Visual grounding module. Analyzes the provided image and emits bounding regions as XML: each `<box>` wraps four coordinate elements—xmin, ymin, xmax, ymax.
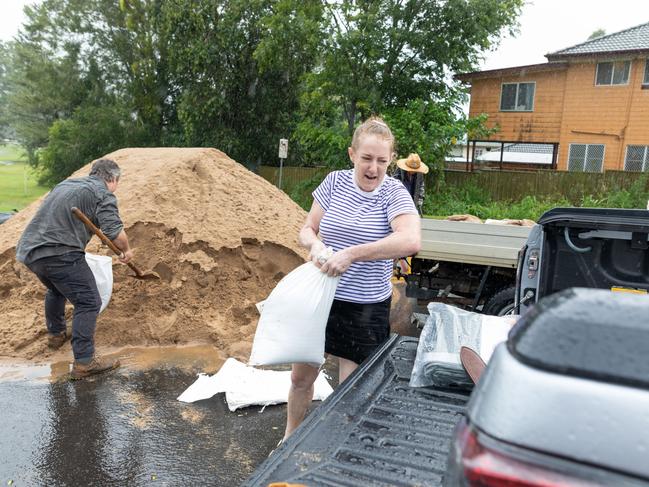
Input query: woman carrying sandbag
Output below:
<box><xmin>284</xmin><ymin>117</ymin><xmax>421</xmax><ymax>439</ymax></box>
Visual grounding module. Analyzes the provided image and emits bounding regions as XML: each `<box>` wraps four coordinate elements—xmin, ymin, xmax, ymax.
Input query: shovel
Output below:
<box><xmin>460</xmin><ymin>346</ymin><xmax>486</xmax><ymax>384</ymax></box>
<box><xmin>71</xmin><ymin>207</ymin><xmax>160</xmax><ymax>281</ymax></box>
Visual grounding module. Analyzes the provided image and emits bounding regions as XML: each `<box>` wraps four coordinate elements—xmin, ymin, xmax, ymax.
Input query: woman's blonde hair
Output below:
<box><xmin>351</xmin><ymin>116</ymin><xmax>395</xmax><ymax>154</ymax></box>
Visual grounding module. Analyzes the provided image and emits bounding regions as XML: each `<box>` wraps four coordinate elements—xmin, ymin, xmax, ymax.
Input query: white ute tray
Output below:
<box><xmin>417</xmin><ymin>219</ymin><xmax>531</xmax><ymax>268</ymax></box>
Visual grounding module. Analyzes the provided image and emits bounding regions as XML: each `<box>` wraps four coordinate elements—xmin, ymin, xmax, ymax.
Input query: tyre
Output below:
<box><xmin>483</xmin><ymin>286</ymin><xmax>516</xmax><ymax>316</ymax></box>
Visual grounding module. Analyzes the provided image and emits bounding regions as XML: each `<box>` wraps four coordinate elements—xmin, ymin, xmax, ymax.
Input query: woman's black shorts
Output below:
<box><xmin>325</xmin><ymin>297</ymin><xmax>392</xmax><ymax>365</ymax></box>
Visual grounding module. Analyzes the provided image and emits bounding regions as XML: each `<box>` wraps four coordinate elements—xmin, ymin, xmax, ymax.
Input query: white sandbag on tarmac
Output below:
<box><xmin>177</xmin><ymin>358</ymin><xmax>333</xmax><ymax>411</ymax></box>
<box><xmin>85</xmin><ymin>253</ymin><xmax>113</xmax><ymax>313</ymax></box>
<box><xmin>248</xmin><ymin>261</ymin><xmax>340</xmax><ymax>367</ymax></box>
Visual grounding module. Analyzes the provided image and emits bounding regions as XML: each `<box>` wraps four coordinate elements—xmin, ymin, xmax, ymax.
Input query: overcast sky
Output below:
<box><xmin>482</xmin><ymin>0</ymin><xmax>649</xmax><ymax>70</ymax></box>
<box><xmin>2</xmin><ymin>1</ymin><xmax>647</xmax><ymax>69</ymax></box>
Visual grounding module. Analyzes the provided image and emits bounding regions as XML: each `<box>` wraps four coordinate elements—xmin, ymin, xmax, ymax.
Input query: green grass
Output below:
<box><xmin>0</xmin><ymin>144</ymin><xmax>50</xmax><ymax>212</ymax></box>
<box><xmin>424</xmin><ymin>177</ymin><xmax>649</xmax><ymax>221</ymax></box>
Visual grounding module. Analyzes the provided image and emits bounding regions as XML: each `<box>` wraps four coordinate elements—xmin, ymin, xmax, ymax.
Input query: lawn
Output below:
<box><xmin>0</xmin><ymin>144</ymin><xmax>50</xmax><ymax>212</ymax></box>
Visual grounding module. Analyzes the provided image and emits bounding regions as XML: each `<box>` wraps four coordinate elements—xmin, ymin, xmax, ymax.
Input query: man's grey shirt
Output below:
<box><xmin>16</xmin><ymin>176</ymin><xmax>123</xmax><ymax>264</ymax></box>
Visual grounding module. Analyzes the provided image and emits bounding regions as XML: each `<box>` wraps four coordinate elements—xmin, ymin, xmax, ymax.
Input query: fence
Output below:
<box><xmin>442</xmin><ymin>169</ymin><xmax>649</xmax><ymax>203</ymax></box>
<box><xmin>258</xmin><ymin>165</ymin><xmax>649</xmax><ymax>203</ymax></box>
<box><xmin>258</xmin><ymin>165</ymin><xmax>329</xmax><ymax>194</ymax></box>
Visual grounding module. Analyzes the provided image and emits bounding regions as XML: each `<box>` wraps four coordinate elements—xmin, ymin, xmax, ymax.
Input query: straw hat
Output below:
<box><xmin>396</xmin><ymin>153</ymin><xmax>429</xmax><ymax>174</ymax></box>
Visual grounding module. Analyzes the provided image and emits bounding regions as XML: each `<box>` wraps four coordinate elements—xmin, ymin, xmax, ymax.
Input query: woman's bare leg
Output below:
<box><xmin>338</xmin><ymin>356</ymin><xmax>359</xmax><ymax>384</ymax></box>
<box><xmin>284</xmin><ymin>363</ymin><xmax>320</xmax><ymax>440</ymax></box>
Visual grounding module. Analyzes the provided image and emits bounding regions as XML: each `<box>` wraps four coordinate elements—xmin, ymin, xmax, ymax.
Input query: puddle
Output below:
<box><xmin>0</xmin><ymin>344</ymin><xmax>228</xmax><ymax>383</ymax></box>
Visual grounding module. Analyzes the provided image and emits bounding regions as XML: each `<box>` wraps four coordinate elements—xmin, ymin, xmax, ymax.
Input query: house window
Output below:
<box><xmin>595</xmin><ymin>61</ymin><xmax>630</xmax><ymax>85</ymax></box>
<box><xmin>567</xmin><ymin>144</ymin><xmax>605</xmax><ymax>172</ymax></box>
<box><xmin>500</xmin><ymin>82</ymin><xmax>535</xmax><ymax>111</ymax></box>
<box><xmin>644</xmin><ymin>59</ymin><xmax>649</xmax><ymax>86</ymax></box>
<box><xmin>625</xmin><ymin>145</ymin><xmax>649</xmax><ymax>172</ymax></box>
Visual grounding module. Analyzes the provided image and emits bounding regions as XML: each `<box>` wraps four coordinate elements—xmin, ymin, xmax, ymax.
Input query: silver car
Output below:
<box><xmin>446</xmin><ymin>288</ymin><xmax>649</xmax><ymax>486</ymax></box>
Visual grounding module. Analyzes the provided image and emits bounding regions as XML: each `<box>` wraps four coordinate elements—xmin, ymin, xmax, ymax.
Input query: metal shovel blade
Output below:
<box><xmin>128</xmin><ymin>263</ymin><xmax>161</xmax><ymax>281</ymax></box>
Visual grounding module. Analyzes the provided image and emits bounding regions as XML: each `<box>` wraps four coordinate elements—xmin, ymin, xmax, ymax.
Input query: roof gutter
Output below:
<box><xmin>455</xmin><ymin>62</ymin><xmax>568</xmax><ymax>83</ymax></box>
<box><xmin>546</xmin><ymin>48</ymin><xmax>649</xmax><ymax>62</ymax></box>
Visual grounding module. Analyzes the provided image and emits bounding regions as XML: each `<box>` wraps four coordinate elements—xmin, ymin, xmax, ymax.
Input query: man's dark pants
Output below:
<box><xmin>27</xmin><ymin>252</ymin><xmax>101</xmax><ymax>361</ymax></box>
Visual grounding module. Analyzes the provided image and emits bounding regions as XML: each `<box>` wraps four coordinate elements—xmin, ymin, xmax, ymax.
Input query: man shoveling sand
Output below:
<box><xmin>16</xmin><ymin>159</ymin><xmax>132</xmax><ymax>379</ymax></box>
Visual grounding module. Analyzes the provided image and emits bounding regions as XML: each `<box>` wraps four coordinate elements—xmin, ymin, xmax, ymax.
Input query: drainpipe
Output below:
<box><xmin>617</xmin><ymin>57</ymin><xmax>640</xmax><ymax>169</ymax></box>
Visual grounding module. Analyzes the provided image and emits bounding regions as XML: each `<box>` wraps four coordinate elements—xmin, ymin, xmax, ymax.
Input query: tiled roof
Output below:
<box><xmin>547</xmin><ymin>22</ymin><xmax>649</xmax><ymax>59</ymax></box>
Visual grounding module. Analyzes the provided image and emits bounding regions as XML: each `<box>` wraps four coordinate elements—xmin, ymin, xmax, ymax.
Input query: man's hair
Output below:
<box><xmin>90</xmin><ymin>159</ymin><xmax>121</xmax><ymax>182</ymax></box>
<box><xmin>351</xmin><ymin>116</ymin><xmax>395</xmax><ymax>153</ymax></box>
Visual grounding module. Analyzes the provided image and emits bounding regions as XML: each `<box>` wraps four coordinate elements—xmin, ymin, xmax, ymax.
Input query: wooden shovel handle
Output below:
<box><xmin>71</xmin><ymin>206</ymin><xmax>143</xmax><ymax>276</ymax></box>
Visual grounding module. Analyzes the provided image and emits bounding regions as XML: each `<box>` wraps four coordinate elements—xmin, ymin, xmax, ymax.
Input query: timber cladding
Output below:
<box><xmin>557</xmin><ymin>60</ymin><xmax>648</xmax><ymax>171</ymax></box>
<box><xmin>469</xmin><ymin>68</ymin><xmax>567</xmax><ymax>143</ymax></box>
<box><xmin>467</xmin><ymin>57</ymin><xmax>649</xmax><ymax>172</ymax></box>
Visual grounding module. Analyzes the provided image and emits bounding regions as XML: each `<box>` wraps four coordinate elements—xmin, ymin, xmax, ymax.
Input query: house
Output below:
<box><xmin>456</xmin><ymin>22</ymin><xmax>649</xmax><ymax>172</ymax></box>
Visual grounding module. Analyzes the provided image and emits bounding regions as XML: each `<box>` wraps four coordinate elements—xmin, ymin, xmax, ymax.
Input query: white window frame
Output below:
<box><xmin>643</xmin><ymin>59</ymin><xmax>649</xmax><ymax>86</ymax></box>
<box><xmin>595</xmin><ymin>60</ymin><xmax>631</xmax><ymax>86</ymax></box>
<box><xmin>499</xmin><ymin>82</ymin><xmax>536</xmax><ymax>112</ymax></box>
<box><xmin>624</xmin><ymin>145</ymin><xmax>649</xmax><ymax>172</ymax></box>
<box><xmin>567</xmin><ymin>143</ymin><xmax>605</xmax><ymax>173</ymax></box>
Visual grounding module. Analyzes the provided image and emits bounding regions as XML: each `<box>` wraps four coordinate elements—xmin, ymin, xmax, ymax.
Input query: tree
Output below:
<box><xmin>161</xmin><ymin>0</ymin><xmax>320</xmax><ymax>168</ymax></box>
<box><xmin>2</xmin><ymin>3</ymin><xmax>94</xmax><ymax>162</ymax></box>
<box><xmin>0</xmin><ymin>42</ymin><xmax>12</xmax><ymax>141</ymax></box>
<box><xmin>1</xmin><ymin>0</ymin><xmax>523</xmax><ymax>183</ymax></box>
<box><xmin>1</xmin><ymin>0</ymin><xmax>175</xmax><ymax>182</ymax></box>
<box><xmin>588</xmin><ymin>28</ymin><xmax>606</xmax><ymax>40</ymax></box>
<box><xmin>310</xmin><ymin>0</ymin><xmax>525</xmax><ymax>135</ymax></box>
<box><xmin>289</xmin><ymin>0</ymin><xmax>524</xmax><ymax>169</ymax></box>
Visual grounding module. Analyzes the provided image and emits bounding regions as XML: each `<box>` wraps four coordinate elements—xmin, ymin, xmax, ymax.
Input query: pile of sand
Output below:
<box><xmin>0</xmin><ymin>148</ymin><xmax>308</xmax><ymax>361</ymax></box>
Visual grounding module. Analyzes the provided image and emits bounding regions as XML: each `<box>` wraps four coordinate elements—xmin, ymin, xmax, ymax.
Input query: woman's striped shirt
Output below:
<box><xmin>313</xmin><ymin>169</ymin><xmax>418</xmax><ymax>303</ymax></box>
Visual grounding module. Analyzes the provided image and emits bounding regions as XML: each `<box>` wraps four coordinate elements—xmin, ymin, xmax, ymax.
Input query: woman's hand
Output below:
<box><xmin>320</xmin><ymin>247</ymin><xmax>354</xmax><ymax>277</ymax></box>
<box><xmin>308</xmin><ymin>240</ymin><xmax>327</xmax><ymax>267</ymax></box>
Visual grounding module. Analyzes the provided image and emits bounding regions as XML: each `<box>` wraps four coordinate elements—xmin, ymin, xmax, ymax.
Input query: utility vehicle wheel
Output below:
<box><xmin>483</xmin><ymin>286</ymin><xmax>516</xmax><ymax>316</ymax></box>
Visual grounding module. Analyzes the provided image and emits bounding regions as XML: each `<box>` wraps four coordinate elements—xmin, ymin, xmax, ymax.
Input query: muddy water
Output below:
<box><xmin>0</xmin><ymin>346</ymin><xmax>329</xmax><ymax>486</ymax></box>
<box><xmin>0</xmin><ymin>344</ymin><xmax>228</xmax><ymax>382</ymax></box>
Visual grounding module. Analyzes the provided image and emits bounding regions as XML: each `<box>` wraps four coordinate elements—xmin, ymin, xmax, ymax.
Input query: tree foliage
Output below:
<box><xmin>285</xmin><ymin>0</ymin><xmax>523</xmax><ymax>168</ymax></box>
<box><xmin>588</xmin><ymin>28</ymin><xmax>606</xmax><ymax>40</ymax></box>
<box><xmin>0</xmin><ymin>0</ymin><xmax>523</xmax><ymax>184</ymax></box>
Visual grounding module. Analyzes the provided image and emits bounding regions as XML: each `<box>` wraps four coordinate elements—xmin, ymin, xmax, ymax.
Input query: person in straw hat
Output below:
<box><xmin>393</xmin><ymin>153</ymin><xmax>428</xmax><ymax>215</ymax></box>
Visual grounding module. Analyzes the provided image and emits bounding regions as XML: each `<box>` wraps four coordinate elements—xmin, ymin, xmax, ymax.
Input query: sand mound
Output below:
<box><xmin>0</xmin><ymin>148</ymin><xmax>308</xmax><ymax>361</ymax></box>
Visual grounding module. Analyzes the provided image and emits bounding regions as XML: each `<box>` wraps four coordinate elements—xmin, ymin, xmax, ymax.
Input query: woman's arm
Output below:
<box><xmin>320</xmin><ymin>213</ymin><xmax>421</xmax><ymax>276</ymax></box>
<box><xmin>299</xmin><ymin>201</ymin><xmax>327</xmax><ymax>265</ymax></box>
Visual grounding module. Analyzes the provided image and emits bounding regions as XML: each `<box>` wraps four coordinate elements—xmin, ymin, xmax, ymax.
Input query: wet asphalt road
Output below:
<box><xmin>0</xmin><ymin>284</ymin><xmax>415</xmax><ymax>486</ymax></box>
<box><xmin>0</xmin><ymin>362</ymin><xmax>336</xmax><ymax>486</ymax></box>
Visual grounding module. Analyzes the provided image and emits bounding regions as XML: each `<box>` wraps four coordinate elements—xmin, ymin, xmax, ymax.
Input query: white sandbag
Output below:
<box><xmin>85</xmin><ymin>253</ymin><xmax>113</xmax><ymax>313</ymax></box>
<box><xmin>225</xmin><ymin>362</ymin><xmax>333</xmax><ymax>412</ymax></box>
<box><xmin>249</xmin><ymin>262</ymin><xmax>340</xmax><ymax>367</ymax></box>
<box><xmin>176</xmin><ymin>358</ymin><xmax>334</xmax><ymax>411</ymax></box>
<box><xmin>177</xmin><ymin>358</ymin><xmax>246</xmax><ymax>403</ymax></box>
<box><xmin>410</xmin><ymin>303</ymin><xmax>518</xmax><ymax>389</ymax></box>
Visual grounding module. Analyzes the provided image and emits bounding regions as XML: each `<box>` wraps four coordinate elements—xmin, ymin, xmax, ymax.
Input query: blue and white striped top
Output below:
<box><xmin>313</xmin><ymin>169</ymin><xmax>418</xmax><ymax>303</ymax></box>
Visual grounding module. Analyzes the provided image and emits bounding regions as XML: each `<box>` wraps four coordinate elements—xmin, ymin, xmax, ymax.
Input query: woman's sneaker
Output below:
<box><xmin>71</xmin><ymin>357</ymin><xmax>120</xmax><ymax>379</ymax></box>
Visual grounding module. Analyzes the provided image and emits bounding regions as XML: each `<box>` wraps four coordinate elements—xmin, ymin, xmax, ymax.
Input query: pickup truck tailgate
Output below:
<box><xmin>243</xmin><ymin>335</ymin><xmax>470</xmax><ymax>487</ymax></box>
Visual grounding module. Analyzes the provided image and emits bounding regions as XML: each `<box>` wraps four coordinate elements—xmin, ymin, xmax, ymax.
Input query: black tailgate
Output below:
<box><xmin>243</xmin><ymin>335</ymin><xmax>470</xmax><ymax>487</ymax></box>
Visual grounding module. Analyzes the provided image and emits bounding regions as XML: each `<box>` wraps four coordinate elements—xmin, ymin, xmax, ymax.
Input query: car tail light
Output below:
<box><xmin>453</xmin><ymin>419</ymin><xmax>599</xmax><ymax>487</ymax></box>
